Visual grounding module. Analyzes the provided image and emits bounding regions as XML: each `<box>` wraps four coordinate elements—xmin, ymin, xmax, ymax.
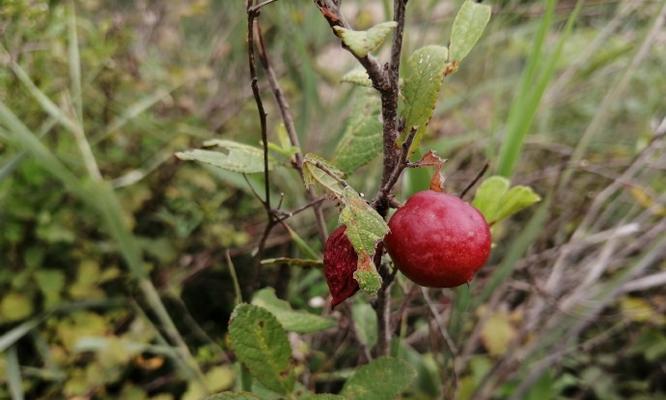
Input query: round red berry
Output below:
<box><xmin>385</xmin><ymin>190</ymin><xmax>491</xmax><ymax>287</ymax></box>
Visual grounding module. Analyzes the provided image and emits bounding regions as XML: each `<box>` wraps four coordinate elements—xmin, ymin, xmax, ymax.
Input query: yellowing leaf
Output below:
<box><xmin>334</xmin><ymin>22</ymin><xmax>397</xmax><ymax>58</ymax></box>
<box><xmin>630</xmin><ymin>186</ymin><xmax>666</xmax><ymax>216</ymax></box>
<box><xmin>303</xmin><ymin>153</ymin><xmax>346</xmax><ymax>196</ymax></box>
<box><xmin>480</xmin><ymin>312</ymin><xmax>516</xmax><ymax>356</ymax></box>
<box><xmin>0</xmin><ymin>292</ymin><xmax>33</xmax><ymax>321</ymax></box>
<box><xmin>620</xmin><ymin>297</ymin><xmax>664</xmax><ymax>324</ymax></box>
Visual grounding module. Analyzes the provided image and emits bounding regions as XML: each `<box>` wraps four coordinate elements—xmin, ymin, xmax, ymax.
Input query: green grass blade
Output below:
<box><xmin>496</xmin><ymin>0</ymin><xmax>582</xmax><ymax>178</ymax></box>
<box><xmin>0</xmin><ymin>317</ymin><xmax>45</xmax><ymax>353</ymax></box>
<box><xmin>5</xmin><ymin>346</ymin><xmax>24</xmax><ymax>400</ymax></box>
<box><xmin>0</xmin><ymin>102</ymin><xmax>83</xmax><ymax>195</ymax></box>
<box><xmin>67</xmin><ymin>0</ymin><xmax>83</xmax><ymax>123</ymax></box>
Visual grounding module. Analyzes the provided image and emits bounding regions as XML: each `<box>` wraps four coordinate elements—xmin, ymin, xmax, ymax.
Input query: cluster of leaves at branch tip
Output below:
<box><xmin>223</xmin><ymin>303</ymin><xmax>416</xmax><ymax>399</ymax></box>
<box><xmin>334</xmin><ymin>21</ymin><xmax>397</xmax><ymax>58</ymax></box>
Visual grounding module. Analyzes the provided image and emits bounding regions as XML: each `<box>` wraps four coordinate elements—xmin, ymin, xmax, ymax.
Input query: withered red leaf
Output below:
<box><xmin>324</xmin><ymin>225</ymin><xmax>359</xmax><ymax>307</ymax></box>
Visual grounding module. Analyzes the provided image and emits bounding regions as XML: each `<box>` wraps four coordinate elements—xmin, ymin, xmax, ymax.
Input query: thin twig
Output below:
<box><xmin>255</xmin><ymin>23</ymin><xmax>328</xmax><ymax>242</ymax></box>
<box><xmin>276</xmin><ymin>197</ymin><xmax>326</xmax><ymax>222</ymax></box>
<box><xmin>247</xmin><ymin>3</ymin><xmax>271</xmax><ymax>218</ymax></box>
<box><xmin>246</xmin><ymin>0</ymin><xmax>280</xmax><ymax>290</ymax></box>
<box><xmin>460</xmin><ymin>162</ymin><xmax>489</xmax><ymax>199</ymax></box>
<box><xmin>248</xmin><ymin>0</ymin><xmax>280</xmax><ymax>14</ymax></box>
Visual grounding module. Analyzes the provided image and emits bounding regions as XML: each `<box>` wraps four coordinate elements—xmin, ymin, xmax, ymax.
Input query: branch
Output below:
<box><xmin>314</xmin><ymin>0</ymin><xmax>410</xmax><ymax>358</ymax></box>
<box><xmin>247</xmin><ymin>4</ymin><xmax>271</xmax><ymax>218</ymax></box>
<box><xmin>246</xmin><ymin>1</ymin><xmax>280</xmax><ymax>282</ymax></box>
<box><xmin>372</xmin><ymin>125</ymin><xmax>417</xmax><ymax>209</ymax></box>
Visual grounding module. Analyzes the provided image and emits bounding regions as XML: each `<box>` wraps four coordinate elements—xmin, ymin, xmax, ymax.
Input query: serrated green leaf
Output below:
<box><xmin>341</xmin><ymin>357</ymin><xmax>417</xmax><ymax>400</ymax></box>
<box><xmin>333</xmin><ymin>93</ymin><xmax>383</xmax><ymax>174</ymax></box>
<box><xmin>205</xmin><ymin>392</ymin><xmax>260</xmax><ymax>400</ymax></box>
<box><xmin>251</xmin><ymin>288</ymin><xmax>335</xmax><ymax>333</ymax></box>
<box><xmin>176</xmin><ymin>139</ymin><xmax>271</xmax><ymax>174</ymax></box>
<box><xmin>472</xmin><ymin>176</ymin><xmax>541</xmax><ymax>224</ymax></box>
<box><xmin>450</xmin><ymin>0</ymin><xmax>492</xmax><ymax>62</ymax></box>
<box><xmin>341</xmin><ymin>68</ymin><xmax>372</xmax><ymax>87</ymax></box>
<box><xmin>339</xmin><ymin>188</ymin><xmax>388</xmax><ymax>256</ymax></box>
<box><xmin>228</xmin><ymin>304</ymin><xmax>294</xmax><ymax>394</ymax></box>
<box><xmin>303</xmin><ymin>153</ymin><xmax>346</xmax><ymax>196</ymax></box>
<box><xmin>399</xmin><ymin>45</ymin><xmax>449</xmax><ymax>153</ymax></box>
<box><xmin>333</xmin><ymin>21</ymin><xmax>397</xmax><ymax>58</ymax></box>
<box><xmin>351</xmin><ymin>303</ymin><xmax>378</xmax><ymax>348</ymax></box>
<box><xmin>339</xmin><ymin>187</ymin><xmax>388</xmax><ymax>295</ymax></box>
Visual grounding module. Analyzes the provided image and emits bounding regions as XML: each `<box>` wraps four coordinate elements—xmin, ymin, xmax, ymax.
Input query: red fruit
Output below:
<box><xmin>324</xmin><ymin>225</ymin><xmax>359</xmax><ymax>307</ymax></box>
<box><xmin>385</xmin><ymin>190</ymin><xmax>491</xmax><ymax>288</ymax></box>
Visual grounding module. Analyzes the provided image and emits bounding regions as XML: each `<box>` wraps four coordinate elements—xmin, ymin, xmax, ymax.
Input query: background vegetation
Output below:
<box><xmin>0</xmin><ymin>0</ymin><xmax>664</xmax><ymax>399</ymax></box>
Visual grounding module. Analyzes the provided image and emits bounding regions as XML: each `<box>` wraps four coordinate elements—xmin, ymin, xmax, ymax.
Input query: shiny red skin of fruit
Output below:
<box><xmin>385</xmin><ymin>190</ymin><xmax>491</xmax><ymax>288</ymax></box>
<box><xmin>324</xmin><ymin>225</ymin><xmax>359</xmax><ymax>307</ymax></box>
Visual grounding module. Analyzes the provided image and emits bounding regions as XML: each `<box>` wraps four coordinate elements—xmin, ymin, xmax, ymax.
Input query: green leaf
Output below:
<box><xmin>399</xmin><ymin>45</ymin><xmax>449</xmax><ymax>153</ymax></box>
<box><xmin>205</xmin><ymin>392</ymin><xmax>260</xmax><ymax>400</ymax></box>
<box><xmin>333</xmin><ymin>21</ymin><xmax>397</xmax><ymax>58</ymax></box>
<box><xmin>341</xmin><ymin>357</ymin><xmax>416</xmax><ymax>400</ymax></box>
<box><xmin>341</xmin><ymin>68</ymin><xmax>372</xmax><ymax>87</ymax></box>
<box><xmin>176</xmin><ymin>139</ymin><xmax>271</xmax><ymax>174</ymax></box>
<box><xmin>333</xmin><ymin>92</ymin><xmax>383</xmax><ymax>174</ymax></box>
<box><xmin>351</xmin><ymin>303</ymin><xmax>378</xmax><ymax>348</ymax></box>
<box><xmin>34</xmin><ymin>269</ymin><xmax>66</xmax><ymax>307</ymax></box>
<box><xmin>0</xmin><ymin>292</ymin><xmax>33</xmax><ymax>321</ymax></box>
<box><xmin>493</xmin><ymin>186</ymin><xmax>542</xmax><ymax>222</ymax></box>
<box><xmin>449</xmin><ymin>0</ymin><xmax>492</xmax><ymax>62</ymax></box>
<box><xmin>303</xmin><ymin>154</ymin><xmax>346</xmax><ymax>196</ymax></box>
<box><xmin>471</xmin><ymin>176</ymin><xmax>510</xmax><ymax>222</ymax></box>
<box><xmin>251</xmin><ymin>288</ymin><xmax>335</xmax><ymax>333</ymax></box>
<box><xmin>228</xmin><ymin>304</ymin><xmax>294</xmax><ymax>394</ymax></box>
<box><xmin>339</xmin><ymin>188</ymin><xmax>388</xmax><ymax>295</ymax></box>
<box><xmin>472</xmin><ymin>176</ymin><xmax>541</xmax><ymax>224</ymax></box>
